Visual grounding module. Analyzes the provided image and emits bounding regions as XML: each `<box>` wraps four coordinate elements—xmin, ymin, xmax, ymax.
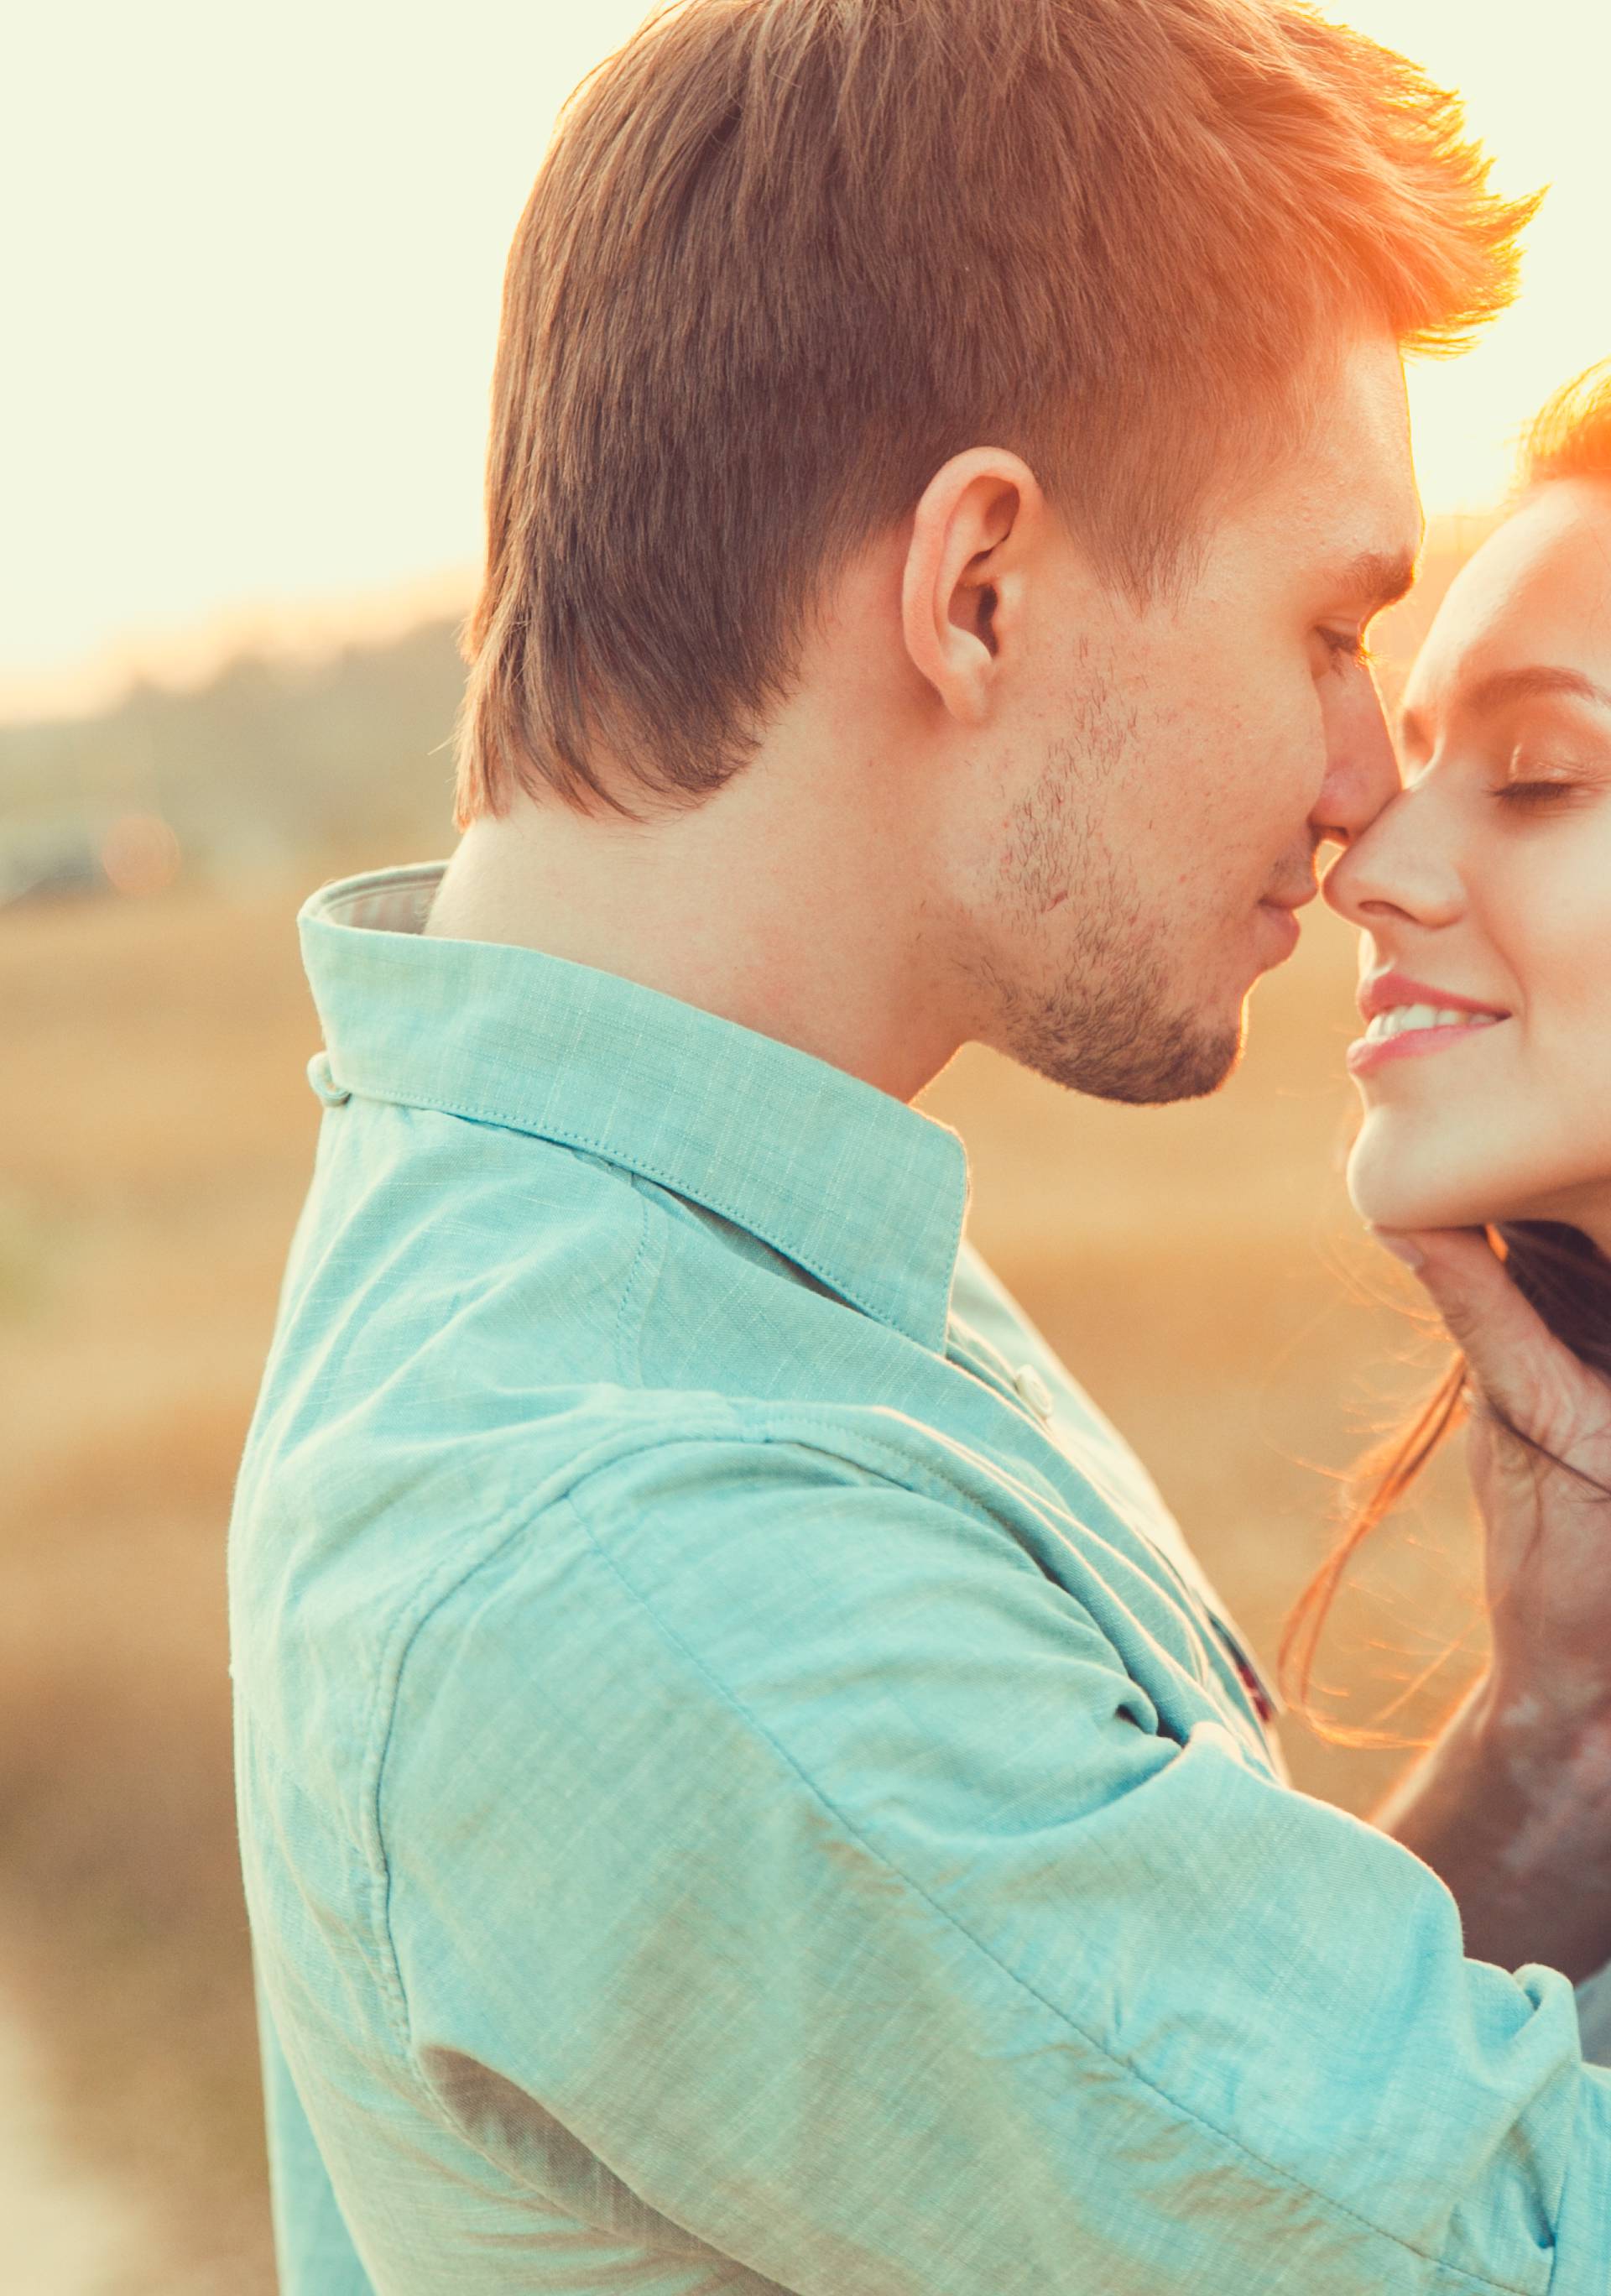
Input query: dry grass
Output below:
<box><xmin>0</xmin><ymin>877</ymin><xmax>336</xmax><ymax>2290</ymax></box>
<box><xmin>0</xmin><ymin>806</ymin><xmax>1490</xmax><ymax>2286</ymax></box>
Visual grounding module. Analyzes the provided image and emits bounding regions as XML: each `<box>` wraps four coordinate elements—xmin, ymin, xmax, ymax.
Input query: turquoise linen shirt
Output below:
<box><xmin>230</xmin><ymin>858</ymin><xmax>1611</xmax><ymax>2296</ymax></box>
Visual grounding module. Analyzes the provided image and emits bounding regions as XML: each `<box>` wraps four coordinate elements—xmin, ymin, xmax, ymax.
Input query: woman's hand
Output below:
<box><xmin>1373</xmin><ymin>1224</ymin><xmax>1611</xmax><ymax>1725</ymax></box>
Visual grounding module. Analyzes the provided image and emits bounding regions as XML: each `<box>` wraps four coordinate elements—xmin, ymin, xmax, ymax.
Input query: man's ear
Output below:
<box><xmin>901</xmin><ymin>448</ymin><xmax>1042</xmax><ymax>727</ymax></box>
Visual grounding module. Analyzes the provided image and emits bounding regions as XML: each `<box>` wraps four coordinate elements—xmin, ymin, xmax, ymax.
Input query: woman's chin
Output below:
<box><xmin>1344</xmin><ymin>1130</ymin><xmax>1489</xmax><ymax>1235</ymax></box>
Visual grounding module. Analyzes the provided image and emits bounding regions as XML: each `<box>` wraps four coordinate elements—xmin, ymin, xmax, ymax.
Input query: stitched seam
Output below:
<box><xmin>616</xmin><ymin>1182</ymin><xmax>667</xmax><ymax>1386</ymax></box>
<box><xmin>727</xmin><ymin>1405</ymin><xmax>1218</xmax><ymax>1683</ymax></box>
<box><xmin>363</xmin><ymin>1401</ymin><xmax>1263</xmax><ymax>2055</ymax></box>
<box><xmin>736</xmin><ymin>1401</ymin><xmax>1275</xmax><ymax>1767</ymax></box>
<box><xmin>359</xmin><ymin>1420</ymin><xmax>1551</xmax><ymax>2286</ymax></box>
<box><xmin>547</xmin><ymin>1453</ymin><xmax>1551</xmax><ymax>2296</ymax></box>
<box><xmin>363</xmin><ymin>1417</ymin><xmax>748</xmax><ymax>2054</ymax></box>
<box><xmin>359</xmin><ymin>1573</ymin><xmax>446</xmax><ymax>2053</ymax></box>
<box><xmin>361</xmin><ymin>1421</ymin><xmax>1530</xmax><ymax>2290</ymax></box>
<box><xmin>362</xmin><ymin>1418</ymin><xmax>960</xmax><ymax>2053</ymax></box>
<box><xmin>304</xmin><ymin>1085</ymin><xmax>936</xmax><ymax>1348</ymax></box>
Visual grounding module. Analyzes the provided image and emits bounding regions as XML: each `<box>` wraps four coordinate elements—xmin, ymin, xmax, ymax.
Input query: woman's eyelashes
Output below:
<box><xmin>1492</xmin><ymin>744</ymin><xmax>1611</xmax><ymax>810</ymax></box>
<box><xmin>1493</xmin><ymin>779</ymin><xmax>1588</xmax><ymax>809</ymax></box>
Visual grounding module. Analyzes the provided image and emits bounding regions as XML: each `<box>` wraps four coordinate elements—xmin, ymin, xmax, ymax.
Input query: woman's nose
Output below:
<box><xmin>1322</xmin><ymin>783</ymin><xmax>1466</xmax><ymax>931</ymax></box>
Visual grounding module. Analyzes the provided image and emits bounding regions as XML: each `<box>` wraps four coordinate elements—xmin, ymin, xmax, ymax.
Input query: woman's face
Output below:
<box><xmin>1325</xmin><ymin>477</ymin><xmax>1611</xmax><ymax>1250</ymax></box>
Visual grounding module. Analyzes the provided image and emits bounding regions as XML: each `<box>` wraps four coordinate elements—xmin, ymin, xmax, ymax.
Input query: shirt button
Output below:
<box><xmin>306</xmin><ymin>1050</ymin><xmax>352</xmax><ymax>1107</ymax></box>
<box><xmin>1014</xmin><ymin>1365</ymin><xmax>1054</xmax><ymax>1422</ymax></box>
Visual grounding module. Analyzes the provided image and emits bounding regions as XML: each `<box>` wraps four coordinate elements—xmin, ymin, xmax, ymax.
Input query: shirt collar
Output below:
<box><xmin>298</xmin><ymin>861</ymin><xmax>972</xmax><ymax>1355</ymax></box>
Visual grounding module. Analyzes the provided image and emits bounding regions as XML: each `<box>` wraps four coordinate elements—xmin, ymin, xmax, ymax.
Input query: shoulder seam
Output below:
<box><xmin>361</xmin><ymin>1419</ymin><xmax>741</xmax><ymax>2055</ymax></box>
<box><xmin>364</xmin><ymin>1420</ymin><xmax>990</xmax><ymax>2056</ymax></box>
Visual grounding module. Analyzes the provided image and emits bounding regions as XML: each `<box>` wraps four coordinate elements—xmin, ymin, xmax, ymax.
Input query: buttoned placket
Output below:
<box><xmin>944</xmin><ymin>1318</ymin><xmax>1281</xmax><ymax>1737</ymax></box>
<box><xmin>945</xmin><ymin>1322</ymin><xmax>1056</xmax><ymax>1430</ymax></box>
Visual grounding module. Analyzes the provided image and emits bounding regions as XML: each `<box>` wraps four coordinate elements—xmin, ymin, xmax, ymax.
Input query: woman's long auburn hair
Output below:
<box><xmin>1277</xmin><ymin>359</ymin><xmax>1611</xmax><ymax>1745</ymax></box>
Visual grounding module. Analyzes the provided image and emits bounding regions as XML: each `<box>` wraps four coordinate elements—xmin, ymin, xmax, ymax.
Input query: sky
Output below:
<box><xmin>5</xmin><ymin>0</ymin><xmax>1609</xmax><ymax>720</ymax></box>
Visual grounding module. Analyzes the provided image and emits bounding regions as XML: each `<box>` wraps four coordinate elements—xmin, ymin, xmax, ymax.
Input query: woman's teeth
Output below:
<box><xmin>1363</xmin><ymin>1003</ymin><xmax>1505</xmax><ymax>1045</ymax></box>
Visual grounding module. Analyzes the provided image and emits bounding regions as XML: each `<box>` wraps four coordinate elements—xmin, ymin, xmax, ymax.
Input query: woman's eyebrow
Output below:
<box><xmin>1462</xmin><ymin>665</ymin><xmax>1611</xmax><ymax>714</ymax></box>
<box><xmin>1400</xmin><ymin>665</ymin><xmax>1611</xmax><ymax>750</ymax></box>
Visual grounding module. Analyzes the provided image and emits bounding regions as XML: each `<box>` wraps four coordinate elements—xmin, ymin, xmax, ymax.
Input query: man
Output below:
<box><xmin>230</xmin><ymin>2</ymin><xmax>1611</xmax><ymax>2288</ymax></box>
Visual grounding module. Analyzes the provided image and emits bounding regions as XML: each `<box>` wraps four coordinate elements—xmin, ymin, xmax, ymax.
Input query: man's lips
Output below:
<box><xmin>1254</xmin><ymin>884</ymin><xmax>1316</xmax><ymax>963</ymax></box>
<box><xmin>1255</xmin><ymin>900</ymin><xmax>1301</xmax><ymax>960</ymax></box>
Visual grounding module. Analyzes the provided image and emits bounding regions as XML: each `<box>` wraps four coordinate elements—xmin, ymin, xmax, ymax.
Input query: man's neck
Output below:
<box><xmin>421</xmin><ymin>784</ymin><xmax>962</xmax><ymax>1105</ymax></box>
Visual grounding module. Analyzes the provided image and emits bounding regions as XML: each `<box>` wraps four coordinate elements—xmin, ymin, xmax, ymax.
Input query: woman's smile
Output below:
<box><xmin>1346</xmin><ymin>970</ymin><xmax>1513</xmax><ymax>1078</ymax></box>
<box><xmin>1346</xmin><ymin>1010</ymin><xmax>1509</xmax><ymax>1078</ymax></box>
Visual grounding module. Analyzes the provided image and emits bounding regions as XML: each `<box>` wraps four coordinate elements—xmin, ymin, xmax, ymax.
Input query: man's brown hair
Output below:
<box><xmin>453</xmin><ymin>0</ymin><xmax>1536</xmax><ymax>827</ymax></box>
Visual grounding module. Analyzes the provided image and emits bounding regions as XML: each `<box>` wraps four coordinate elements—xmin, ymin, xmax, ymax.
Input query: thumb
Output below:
<box><xmin>1369</xmin><ymin>1224</ymin><xmax>1565</xmax><ymax>1434</ymax></box>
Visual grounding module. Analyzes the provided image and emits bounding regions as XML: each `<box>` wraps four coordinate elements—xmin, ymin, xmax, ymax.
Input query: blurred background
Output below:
<box><xmin>4</xmin><ymin>3</ymin><xmax>1610</xmax><ymax>2288</ymax></box>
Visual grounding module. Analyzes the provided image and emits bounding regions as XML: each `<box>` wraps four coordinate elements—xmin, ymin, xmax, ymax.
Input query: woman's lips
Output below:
<box><xmin>1346</xmin><ymin>1016</ymin><xmax>1510</xmax><ymax>1078</ymax></box>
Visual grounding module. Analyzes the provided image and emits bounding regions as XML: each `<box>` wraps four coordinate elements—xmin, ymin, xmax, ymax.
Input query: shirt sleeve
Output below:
<box><xmin>255</xmin><ymin>1959</ymin><xmax>378</xmax><ymax>2296</ymax></box>
<box><xmin>379</xmin><ymin>1436</ymin><xmax>1611</xmax><ymax>2296</ymax></box>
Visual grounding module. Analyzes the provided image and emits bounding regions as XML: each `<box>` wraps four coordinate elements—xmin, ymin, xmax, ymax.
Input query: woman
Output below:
<box><xmin>1281</xmin><ymin>359</ymin><xmax>1611</xmax><ymax>1736</ymax></box>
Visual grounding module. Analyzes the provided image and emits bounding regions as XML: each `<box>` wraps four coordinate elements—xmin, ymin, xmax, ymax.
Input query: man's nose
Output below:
<box><xmin>1309</xmin><ymin>671</ymin><xmax>1402</xmax><ymax>854</ymax></box>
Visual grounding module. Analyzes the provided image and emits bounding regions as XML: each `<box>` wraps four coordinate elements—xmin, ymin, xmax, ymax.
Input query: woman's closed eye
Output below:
<box><xmin>1495</xmin><ymin>779</ymin><xmax>1585</xmax><ymax>807</ymax></box>
<box><xmin>1494</xmin><ymin>752</ymin><xmax>1608</xmax><ymax>809</ymax></box>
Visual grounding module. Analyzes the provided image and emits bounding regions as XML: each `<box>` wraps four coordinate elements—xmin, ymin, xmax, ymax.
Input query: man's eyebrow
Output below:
<box><xmin>1400</xmin><ymin>665</ymin><xmax>1611</xmax><ymax>750</ymax></box>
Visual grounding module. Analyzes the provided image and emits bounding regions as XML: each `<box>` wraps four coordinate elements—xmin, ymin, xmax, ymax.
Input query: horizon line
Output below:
<box><xmin>0</xmin><ymin>504</ymin><xmax>1509</xmax><ymax>733</ymax></box>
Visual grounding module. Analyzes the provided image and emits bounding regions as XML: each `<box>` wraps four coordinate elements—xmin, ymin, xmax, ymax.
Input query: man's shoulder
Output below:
<box><xmin>372</xmin><ymin>1399</ymin><xmax>1139</xmax><ymax>1900</ymax></box>
<box><xmin>391</xmin><ymin>1396</ymin><xmax>1051</xmax><ymax>1654</ymax></box>
<box><xmin>374</xmin><ymin>1399</ymin><xmax>1078</xmax><ymax>1756</ymax></box>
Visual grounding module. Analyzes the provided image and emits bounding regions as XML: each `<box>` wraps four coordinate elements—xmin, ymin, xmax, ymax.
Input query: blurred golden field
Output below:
<box><xmin>0</xmin><ymin>545</ymin><xmax>1497</xmax><ymax>2291</ymax></box>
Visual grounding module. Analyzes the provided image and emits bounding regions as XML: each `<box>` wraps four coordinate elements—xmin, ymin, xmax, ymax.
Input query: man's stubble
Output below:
<box><xmin>967</xmin><ymin>701</ymin><xmax>1243</xmax><ymax>1107</ymax></box>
